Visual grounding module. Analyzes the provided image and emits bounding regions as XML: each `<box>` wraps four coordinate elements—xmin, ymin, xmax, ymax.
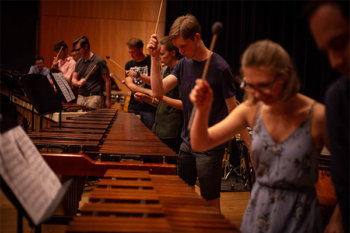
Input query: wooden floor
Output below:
<box><xmin>0</xmin><ymin>183</ymin><xmax>250</xmax><ymax>233</ymax></box>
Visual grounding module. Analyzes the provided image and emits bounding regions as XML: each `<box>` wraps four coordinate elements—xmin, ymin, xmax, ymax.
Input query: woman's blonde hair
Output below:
<box><xmin>241</xmin><ymin>39</ymin><xmax>300</xmax><ymax>103</ymax></box>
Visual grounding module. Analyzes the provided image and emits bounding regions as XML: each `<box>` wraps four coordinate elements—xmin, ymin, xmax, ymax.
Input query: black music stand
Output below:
<box><xmin>20</xmin><ymin>74</ymin><xmax>63</xmax><ymax>129</ymax></box>
<box><xmin>20</xmin><ymin>74</ymin><xmax>62</xmax><ymax>115</ymax></box>
<box><xmin>0</xmin><ymin>124</ymin><xmax>72</xmax><ymax>233</ymax></box>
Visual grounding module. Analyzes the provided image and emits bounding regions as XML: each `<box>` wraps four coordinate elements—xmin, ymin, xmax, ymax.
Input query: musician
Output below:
<box><xmin>28</xmin><ymin>56</ymin><xmax>51</xmax><ymax>80</ymax></box>
<box><xmin>189</xmin><ymin>39</ymin><xmax>330</xmax><ymax>233</ymax></box>
<box><xmin>28</xmin><ymin>56</ymin><xmax>57</xmax><ymax>92</ymax></box>
<box><xmin>306</xmin><ymin>0</ymin><xmax>349</xmax><ymax>231</ymax></box>
<box><xmin>51</xmin><ymin>40</ymin><xmax>76</xmax><ymax>85</ymax></box>
<box><xmin>71</xmin><ymin>36</ymin><xmax>111</xmax><ymax>108</ymax></box>
<box><xmin>147</xmin><ymin>14</ymin><xmax>250</xmax><ymax>210</ymax></box>
<box><xmin>126</xmin><ymin>36</ymin><xmax>183</xmax><ymax>153</ymax></box>
<box><xmin>125</xmin><ymin>37</ymin><xmax>156</xmax><ymax>129</ymax></box>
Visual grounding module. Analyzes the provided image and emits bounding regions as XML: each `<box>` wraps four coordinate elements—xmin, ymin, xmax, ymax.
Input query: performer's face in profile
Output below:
<box><xmin>243</xmin><ymin>66</ymin><xmax>284</xmax><ymax>105</ymax></box>
<box><xmin>159</xmin><ymin>45</ymin><xmax>175</xmax><ymax>67</ymax></box>
<box><xmin>172</xmin><ymin>34</ymin><xmax>199</xmax><ymax>59</ymax></box>
<box><xmin>35</xmin><ymin>59</ymin><xmax>44</xmax><ymax>71</ymax></box>
<box><xmin>74</xmin><ymin>43</ymin><xmax>86</xmax><ymax>58</ymax></box>
<box><xmin>310</xmin><ymin>4</ymin><xmax>350</xmax><ymax>77</ymax></box>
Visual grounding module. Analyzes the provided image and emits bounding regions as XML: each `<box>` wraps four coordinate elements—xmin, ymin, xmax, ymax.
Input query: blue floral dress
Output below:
<box><xmin>240</xmin><ymin>103</ymin><xmax>322</xmax><ymax>233</ymax></box>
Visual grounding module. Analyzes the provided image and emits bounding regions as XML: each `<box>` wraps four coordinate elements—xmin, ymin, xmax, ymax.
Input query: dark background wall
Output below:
<box><xmin>0</xmin><ymin>0</ymin><xmax>341</xmax><ymax>103</ymax></box>
<box><xmin>1</xmin><ymin>1</ymin><xmax>39</xmax><ymax>74</ymax></box>
<box><xmin>165</xmin><ymin>0</ymin><xmax>340</xmax><ymax>103</ymax></box>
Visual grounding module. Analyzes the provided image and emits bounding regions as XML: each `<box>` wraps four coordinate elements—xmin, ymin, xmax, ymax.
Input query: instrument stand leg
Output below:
<box><xmin>17</xmin><ymin>211</ymin><xmax>23</xmax><ymax>233</ymax></box>
<box><xmin>34</xmin><ymin>225</ymin><xmax>41</xmax><ymax>233</ymax></box>
<box><xmin>59</xmin><ymin>110</ymin><xmax>62</xmax><ymax>127</ymax></box>
<box><xmin>31</xmin><ymin>105</ymin><xmax>34</xmax><ymax>132</ymax></box>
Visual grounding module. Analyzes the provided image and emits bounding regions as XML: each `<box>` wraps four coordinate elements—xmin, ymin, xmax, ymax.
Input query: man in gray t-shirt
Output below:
<box><xmin>71</xmin><ymin>36</ymin><xmax>111</xmax><ymax>108</ymax></box>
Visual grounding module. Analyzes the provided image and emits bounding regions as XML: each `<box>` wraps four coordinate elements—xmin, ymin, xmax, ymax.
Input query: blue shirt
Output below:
<box><xmin>28</xmin><ymin>65</ymin><xmax>51</xmax><ymax>80</ymax></box>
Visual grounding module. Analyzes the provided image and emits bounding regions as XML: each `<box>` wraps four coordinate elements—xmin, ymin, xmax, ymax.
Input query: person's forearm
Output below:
<box><xmin>127</xmin><ymin>81</ymin><xmax>152</xmax><ymax>95</ymax></box>
<box><xmin>161</xmin><ymin>96</ymin><xmax>183</xmax><ymax>110</ymax></box>
<box><xmin>71</xmin><ymin>73</ymin><xmax>80</xmax><ymax>87</ymax></box>
<box><xmin>143</xmin><ymin>95</ymin><xmax>158</xmax><ymax>108</ymax></box>
<box><xmin>150</xmin><ymin>56</ymin><xmax>164</xmax><ymax>98</ymax></box>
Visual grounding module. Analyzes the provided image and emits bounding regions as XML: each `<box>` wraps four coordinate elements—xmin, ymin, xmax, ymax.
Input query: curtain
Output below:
<box><xmin>165</xmin><ymin>0</ymin><xmax>340</xmax><ymax>102</ymax></box>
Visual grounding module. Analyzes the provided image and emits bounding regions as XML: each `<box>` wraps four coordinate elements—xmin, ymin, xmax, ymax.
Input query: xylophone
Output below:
<box><xmin>66</xmin><ymin>169</ymin><xmax>240</xmax><ymax>233</ymax></box>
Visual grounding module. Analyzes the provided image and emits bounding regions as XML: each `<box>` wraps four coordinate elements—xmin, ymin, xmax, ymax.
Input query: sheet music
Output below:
<box><xmin>0</xmin><ymin>126</ymin><xmax>61</xmax><ymax>225</ymax></box>
<box><xmin>51</xmin><ymin>73</ymin><xmax>75</xmax><ymax>102</ymax></box>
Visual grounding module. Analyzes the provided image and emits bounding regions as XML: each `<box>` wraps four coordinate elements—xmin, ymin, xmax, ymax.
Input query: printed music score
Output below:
<box><xmin>0</xmin><ymin>126</ymin><xmax>70</xmax><ymax>225</ymax></box>
<box><xmin>51</xmin><ymin>72</ymin><xmax>75</xmax><ymax>103</ymax></box>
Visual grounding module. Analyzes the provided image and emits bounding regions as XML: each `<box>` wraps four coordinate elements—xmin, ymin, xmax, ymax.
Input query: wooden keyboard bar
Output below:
<box><xmin>62</xmin><ymin>120</ymin><xmax>111</xmax><ymax>125</ymax></box>
<box><xmin>32</xmin><ymin>139</ymin><xmax>99</xmax><ymax>147</ymax></box>
<box><xmin>100</xmin><ymin>141</ymin><xmax>177</xmax><ymax>157</ymax></box>
<box><xmin>51</xmin><ymin>123</ymin><xmax>108</xmax><ymax>129</ymax></box>
<box><xmin>40</xmin><ymin>128</ymin><xmax>105</xmax><ymax>134</ymax></box>
<box><xmin>97</xmin><ymin>179</ymin><xmax>153</xmax><ymax>188</ymax></box>
<box><xmin>104</xmin><ymin>169</ymin><xmax>150</xmax><ymax>179</ymax></box>
<box><xmin>89</xmin><ymin>188</ymin><xmax>159</xmax><ymax>202</ymax></box>
<box><xmin>29</xmin><ymin>132</ymin><xmax>102</xmax><ymax>140</ymax></box>
<box><xmin>67</xmin><ymin>216</ymin><xmax>171</xmax><ymax>233</ymax></box>
<box><xmin>80</xmin><ymin>203</ymin><xmax>164</xmax><ymax>216</ymax></box>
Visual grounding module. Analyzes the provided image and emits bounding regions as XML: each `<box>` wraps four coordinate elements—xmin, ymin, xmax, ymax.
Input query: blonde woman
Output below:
<box><xmin>189</xmin><ymin>39</ymin><xmax>333</xmax><ymax>232</ymax></box>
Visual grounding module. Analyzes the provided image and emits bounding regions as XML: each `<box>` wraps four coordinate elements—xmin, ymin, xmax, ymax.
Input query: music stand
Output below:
<box><xmin>49</xmin><ymin>71</ymin><xmax>76</xmax><ymax>103</ymax></box>
<box><xmin>0</xmin><ymin>125</ymin><xmax>72</xmax><ymax>233</ymax></box>
<box><xmin>19</xmin><ymin>74</ymin><xmax>62</xmax><ymax>116</ymax></box>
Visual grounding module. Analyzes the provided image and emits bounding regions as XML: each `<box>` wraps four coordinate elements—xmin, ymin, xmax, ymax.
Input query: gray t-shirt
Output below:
<box><xmin>74</xmin><ymin>53</ymin><xmax>109</xmax><ymax>95</ymax></box>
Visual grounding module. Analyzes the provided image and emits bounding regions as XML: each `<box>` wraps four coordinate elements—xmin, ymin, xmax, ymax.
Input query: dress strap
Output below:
<box><xmin>307</xmin><ymin>101</ymin><xmax>317</xmax><ymax>120</ymax></box>
<box><xmin>253</xmin><ymin>102</ymin><xmax>263</xmax><ymax>128</ymax></box>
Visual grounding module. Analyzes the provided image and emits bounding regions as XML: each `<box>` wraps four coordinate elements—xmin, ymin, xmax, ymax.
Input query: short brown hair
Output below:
<box><xmin>126</xmin><ymin>38</ymin><xmax>144</xmax><ymax>48</ymax></box>
<box><xmin>53</xmin><ymin>40</ymin><xmax>67</xmax><ymax>52</ymax></box>
<box><xmin>241</xmin><ymin>39</ymin><xmax>300</xmax><ymax>102</ymax></box>
<box><xmin>169</xmin><ymin>14</ymin><xmax>201</xmax><ymax>40</ymax></box>
<box><xmin>73</xmin><ymin>36</ymin><xmax>90</xmax><ymax>49</ymax></box>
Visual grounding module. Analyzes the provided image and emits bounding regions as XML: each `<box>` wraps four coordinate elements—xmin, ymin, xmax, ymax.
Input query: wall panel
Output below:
<box><xmin>39</xmin><ymin>0</ymin><xmax>166</xmax><ymax>93</ymax></box>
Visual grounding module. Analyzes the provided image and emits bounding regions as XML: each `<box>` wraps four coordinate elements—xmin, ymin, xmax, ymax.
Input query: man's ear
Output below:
<box><xmin>193</xmin><ymin>33</ymin><xmax>201</xmax><ymax>42</ymax></box>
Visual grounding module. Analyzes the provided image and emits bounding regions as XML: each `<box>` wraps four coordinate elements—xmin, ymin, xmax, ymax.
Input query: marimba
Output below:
<box><xmin>28</xmin><ymin>108</ymin><xmax>177</xmax><ymax>215</ymax></box>
<box><xmin>29</xmin><ymin>109</ymin><xmax>178</xmax><ymax>175</ymax></box>
<box><xmin>66</xmin><ymin>169</ymin><xmax>240</xmax><ymax>233</ymax></box>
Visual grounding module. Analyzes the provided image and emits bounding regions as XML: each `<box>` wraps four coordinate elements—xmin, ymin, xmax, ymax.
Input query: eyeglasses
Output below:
<box><xmin>240</xmin><ymin>75</ymin><xmax>280</xmax><ymax>93</ymax></box>
<box><xmin>75</xmin><ymin>47</ymin><xmax>82</xmax><ymax>52</ymax></box>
